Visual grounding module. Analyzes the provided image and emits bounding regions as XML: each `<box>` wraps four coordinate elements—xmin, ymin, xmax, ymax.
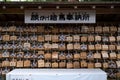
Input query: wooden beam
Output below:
<box><xmin>0</xmin><ymin>8</ymin><xmax>120</xmax><ymax>14</ymax></box>
<box><xmin>0</xmin><ymin>2</ymin><xmax>120</xmax><ymax>5</ymax></box>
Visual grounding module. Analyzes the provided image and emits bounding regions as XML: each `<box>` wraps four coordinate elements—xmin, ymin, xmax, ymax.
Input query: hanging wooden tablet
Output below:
<box><xmin>38</xmin><ymin>51</ymin><xmax>44</xmax><ymax>55</ymax></box>
<box><xmin>88</xmin><ymin>35</ymin><xmax>94</xmax><ymax>42</ymax></box>
<box><xmin>80</xmin><ymin>44</ymin><xmax>87</xmax><ymax>51</ymax></box>
<box><xmin>52</xmin><ymin>27</ymin><xmax>59</xmax><ymax>33</ymax></box>
<box><xmin>3</xmin><ymin>34</ymin><xmax>10</xmax><ymax>41</ymax></box>
<box><xmin>88</xmin><ymin>44</ymin><xmax>95</xmax><ymax>50</ymax></box>
<box><xmin>117</xmin><ymin>45</ymin><xmax>120</xmax><ymax>50</ymax></box>
<box><xmin>73</xmin><ymin>35</ymin><xmax>80</xmax><ymax>42</ymax></box>
<box><xmin>44</xmin><ymin>27</ymin><xmax>52</xmax><ymax>33</ymax></box>
<box><xmin>95</xmin><ymin>61</ymin><xmax>102</xmax><ymax>68</ymax></box>
<box><xmin>116</xmin><ymin>61</ymin><xmax>120</xmax><ymax>68</ymax></box>
<box><xmin>117</xmin><ymin>53</ymin><xmax>120</xmax><ymax>59</ymax></box>
<box><xmin>24</xmin><ymin>59</ymin><xmax>31</xmax><ymax>67</ymax></box>
<box><xmin>0</xmin><ymin>44</ymin><xmax>2</xmax><ymax>49</ymax></box>
<box><xmin>31</xmin><ymin>60</ymin><xmax>37</xmax><ymax>68</ymax></box>
<box><xmin>45</xmin><ymin>35</ymin><xmax>52</xmax><ymax>41</ymax></box>
<box><xmin>109</xmin><ymin>36</ymin><xmax>116</xmax><ymax>42</ymax></box>
<box><xmin>95</xmin><ymin>43</ymin><xmax>102</xmax><ymax>50</ymax></box>
<box><xmin>24</xmin><ymin>42</ymin><xmax>31</xmax><ymax>49</ymax></box>
<box><xmin>67</xmin><ymin>43</ymin><xmax>73</xmax><ymax>50</ymax></box>
<box><xmin>81</xmin><ymin>26</ymin><xmax>89</xmax><ymax>33</ymax></box>
<box><xmin>102</xmin><ymin>44</ymin><xmax>108</xmax><ymax>50</ymax></box>
<box><xmin>9</xmin><ymin>26</ymin><xmax>16</xmax><ymax>32</ymax></box>
<box><xmin>67</xmin><ymin>61</ymin><xmax>73</xmax><ymax>69</ymax></box>
<box><xmin>74</xmin><ymin>43</ymin><xmax>80</xmax><ymax>50</ymax></box>
<box><xmin>31</xmin><ymin>35</ymin><xmax>37</xmax><ymax>41</ymax></box>
<box><xmin>66</xmin><ymin>53</ymin><xmax>73</xmax><ymax>60</ymax></box>
<box><xmin>38</xmin><ymin>59</ymin><xmax>45</xmax><ymax>68</ymax></box>
<box><xmin>117</xmin><ymin>36</ymin><xmax>120</xmax><ymax>41</ymax></box>
<box><xmin>59</xmin><ymin>43</ymin><xmax>66</xmax><ymax>50</ymax></box>
<box><xmin>52</xmin><ymin>52</ymin><xmax>58</xmax><ymax>59</ymax></box>
<box><xmin>66</xmin><ymin>36</ymin><xmax>73</xmax><ymax>42</ymax></box>
<box><xmin>10</xmin><ymin>59</ymin><xmax>16</xmax><ymax>67</ymax></box>
<box><xmin>0</xmin><ymin>26</ymin><xmax>2</xmax><ymax>31</ymax></box>
<box><xmin>16</xmin><ymin>27</ymin><xmax>23</xmax><ymax>32</ymax></box>
<box><xmin>101</xmin><ymin>51</ymin><xmax>109</xmax><ymax>59</ymax></box>
<box><xmin>52</xmin><ymin>43</ymin><xmax>58</xmax><ymax>49</ymax></box>
<box><xmin>108</xmin><ymin>60</ymin><xmax>116</xmax><ymax>68</ymax></box>
<box><xmin>59</xmin><ymin>61</ymin><xmax>66</xmax><ymax>68</ymax></box>
<box><xmin>2</xmin><ymin>27</ymin><xmax>8</xmax><ymax>32</ymax></box>
<box><xmin>37</xmin><ymin>26</ymin><xmax>44</xmax><ymax>32</ymax></box>
<box><xmin>73</xmin><ymin>27</ymin><xmax>80</xmax><ymax>33</ymax></box>
<box><xmin>45</xmin><ymin>61</ymin><xmax>51</xmax><ymax>68</ymax></box>
<box><xmin>2</xmin><ymin>51</ymin><xmax>9</xmax><ymax>58</ymax></box>
<box><xmin>87</xmin><ymin>51</ymin><xmax>94</xmax><ymax>60</ymax></box>
<box><xmin>52</xmin><ymin>35</ymin><xmax>59</xmax><ymax>42</ymax></box>
<box><xmin>10</xmin><ymin>35</ymin><xmax>17</xmax><ymax>41</ymax></box>
<box><xmin>17</xmin><ymin>51</ymin><xmax>24</xmax><ymax>58</ymax></box>
<box><xmin>59</xmin><ymin>27</ymin><xmax>66</xmax><ymax>33</ymax></box>
<box><xmin>3</xmin><ymin>43</ymin><xmax>10</xmax><ymax>50</ymax></box>
<box><xmin>73</xmin><ymin>61</ymin><xmax>80</xmax><ymax>68</ymax></box>
<box><xmin>59</xmin><ymin>34</ymin><xmax>66</xmax><ymax>41</ymax></box>
<box><xmin>102</xmin><ymin>36</ymin><xmax>109</xmax><ymax>42</ymax></box>
<box><xmin>2</xmin><ymin>59</ymin><xmax>10</xmax><ymax>67</ymax></box>
<box><xmin>103</xmin><ymin>61</ymin><xmax>108</xmax><ymax>68</ymax></box>
<box><xmin>31</xmin><ymin>43</ymin><xmax>37</xmax><ymax>50</ymax></box>
<box><xmin>23</xmin><ymin>27</ymin><xmax>29</xmax><ymax>32</ymax></box>
<box><xmin>103</xmin><ymin>26</ymin><xmax>109</xmax><ymax>33</ymax></box>
<box><xmin>89</xmin><ymin>26</ymin><xmax>94</xmax><ymax>33</ymax></box>
<box><xmin>2</xmin><ymin>68</ymin><xmax>5</xmax><ymax>75</ymax></box>
<box><xmin>38</xmin><ymin>54</ymin><xmax>44</xmax><ymax>59</ymax></box>
<box><xmin>95</xmin><ymin>26</ymin><xmax>102</xmax><ymax>33</ymax></box>
<box><xmin>80</xmin><ymin>52</ymin><xmax>87</xmax><ymax>59</ymax></box>
<box><xmin>109</xmin><ymin>44</ymin><xmax>116</xmax><ymax>50</ymax></box>
<box><xmin>37</xmin><ymin>43</ymin><xmax>44</xmax><ymax>50</ymax></box>
<box><xmin>44</xmin><ymin>53</ymin><xmax>52</xmax><ymax>60</ymax></box>
<box><xmin>80</xmin><ymin>60</ymin><xmax>87</xmax><ymax>68</ymax></box>
<box><xmin>24</xmin><ymin>52</ymin><xmax>31</xmax><ymax>58</ymax></box>
<box><xmin>88</xmin><ymin>62</ymin><xmax>94</xmax><ymax>68</ymax></box>
<box><xmin>0</xmin><ymin>52</ymin><xmax>1</xmax><ymax>58</ymax></box>
<box><xmin>66</xmin><ymin>27</ymin><xmax>73</xmax><ymax>33</ymax></box>
<box><xmin>94</xmin><ymin>52</ymin><xmax>101</xmax><ymax>59</ymax></box>
<box><xmin>2</xmin><ymin>68</ymin><xmax>10</xmax><ymax>75</ymax></box>
<box><xmin>59</xmin><ymin>52</ymin><xmax>66</xmax><ymax>60</ymax></box>
<box><xmin>31</xmin><ymin>26</ymin><xmax>37</xmax><ymax>32</ymax></box>
<box><xmin>110</xmin><ymin>52</ymin><xmax>117</xmax><ymax>59</ymax></box>
<box><xmin>16</xmin><ymin>60</ymin><xmax>23</xmax><ymax>67</ymax></box>
<box><xmin>118</xmin><ymin>27</ymin><xmax>120</xmax><ymax>32</ymax></box>
<box><xmin>74</xmin><ymin>53</ymin><xmax>80</xmax><ymax>60</ymax></box>
<box><xmin>52</xmin><ymin>61</ymin><xmax>58</xmax><ymax>68</ymax></box>
<box><xmin>81</xmin><ymin>36</ymin><xmax>87</xmax><ymax>42</ymax></box>
<box><xmin>0</xmin><ymin>62</ymin><xmax>1</xmax><ymax>67</ymax></box>
<box><xmin>116</xmin><ymin>71</ymin><xmax>120</xmax><ymax>78</ymax></box>
<box><xmin>38</xmin><ymin>35</ymin><xmax>44</xmax><ymax>42</ymax></box>
<box><xmin>110</xmin><ymin>26</ymin><xmax>117</xmax><ymax>32</ymax></box>
<box><xmin>44</xmin><ymin>43</ymin><xmax>51</xmax><ymax>50</ymax></box>
<box><xmin>95</xmin><ymin>35</ymin><xmax>101</xmax><ymax>41</ymax></box>
<box><xmin>30</xmin><ymin>26</ymin><xmax>34</xmax><ymax>32</ymax></box>
<box><xmin>27</xmin><ymin>27</ymin><xmax>31</xmax><ymax>32</ymax></box>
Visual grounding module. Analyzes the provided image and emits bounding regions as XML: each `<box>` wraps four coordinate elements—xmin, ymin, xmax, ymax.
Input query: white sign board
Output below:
<box><xmin>10</xmin><ymin>74</ymin><xmax>31</xmax><ymax>80</ymax></box>
<box><xmin>25</xmin><ymin>10</ymin><xmax>96</xmax><ymax>23</ymax></box>
<box><xmin>7</xmin><ymin>69</ymin><xmax>107</xmax><ymax>80</ymax></box>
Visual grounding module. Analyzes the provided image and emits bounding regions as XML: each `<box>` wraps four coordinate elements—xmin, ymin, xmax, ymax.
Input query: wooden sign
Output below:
<box><xmin>25</xmin><ymin>10</ymin><xmax>96</xmax><ymax>23</ymax></box>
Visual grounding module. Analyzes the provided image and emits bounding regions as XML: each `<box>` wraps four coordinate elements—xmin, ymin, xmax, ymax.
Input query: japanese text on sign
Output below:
<box><xmin>25</xmin><ymin>10</ymin><xmax>96</xmax><ymax>23</ymax></box>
